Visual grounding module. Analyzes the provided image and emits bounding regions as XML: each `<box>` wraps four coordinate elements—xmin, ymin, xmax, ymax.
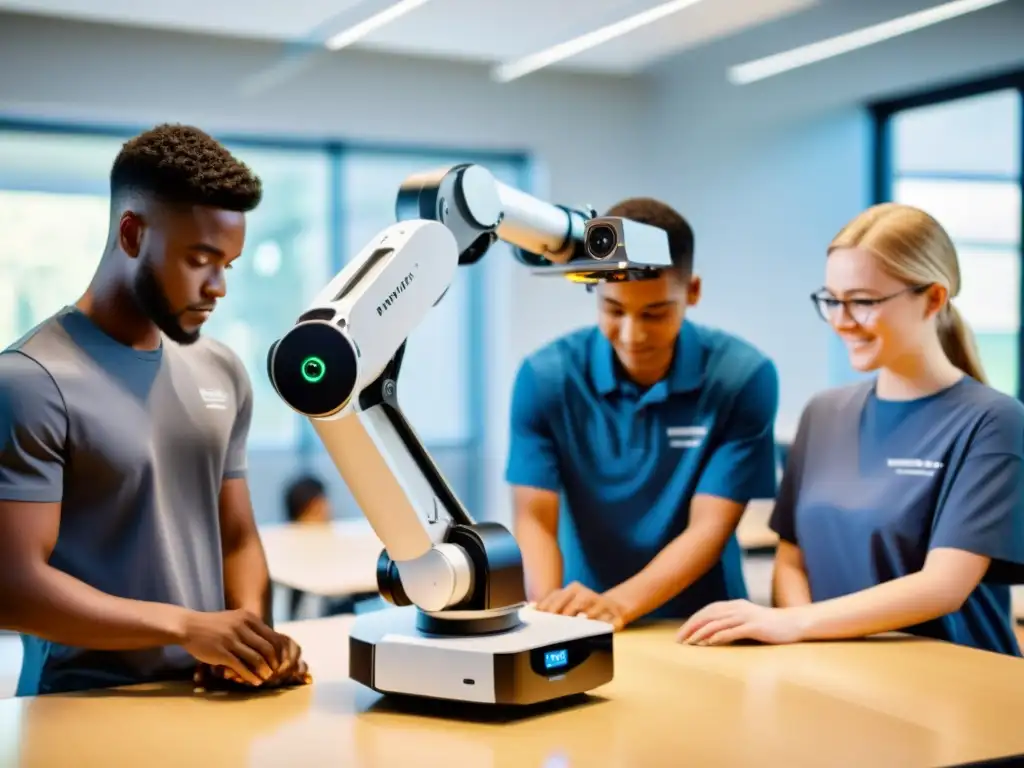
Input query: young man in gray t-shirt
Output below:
<box><xmin>0</xmin><ymin>124</ymin><xmax>309</xmax><ymax>696</ymax></box>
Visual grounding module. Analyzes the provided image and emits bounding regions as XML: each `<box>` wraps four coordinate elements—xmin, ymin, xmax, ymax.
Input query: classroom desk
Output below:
<box><xmin>263</xmin><ymin>500</ymin><xmax>782</xmax><ymax>601</ymax></box>
<box><xmin>4</xmin><ymin>615</ymin><xmax>1024</xmax><ymax>767</ymax></box>
<box><xmin>736</xmin><ymin>498</ymin><xmax>778</xmax><ymax>551</ymax></box>
<box><xmin>262</xmin><ymin>512</ymin><xmax>1024</xmax><ymax>627</ymax></box>
<box><xmin>259</xmin><ymin>519</ymin><xmax>382</xmax><ymax>597</ymax></box>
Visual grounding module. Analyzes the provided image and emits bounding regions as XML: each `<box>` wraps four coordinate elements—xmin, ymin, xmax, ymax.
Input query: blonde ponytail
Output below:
<box><xmin>937</xmin><ymin>303</ymin><xmax>988</xmax><ymax>384</ymax></box>
<box><xmin>830</xmin><ymin>203</ymin><xmax>988</xmax><ymax>384</ymax></box>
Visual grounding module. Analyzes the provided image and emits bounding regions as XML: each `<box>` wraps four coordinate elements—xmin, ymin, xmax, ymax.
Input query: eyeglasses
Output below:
<box><xmin>810</xmin><ymin>284</ymin><xmax>930</xmax><ymax>325</ymax></box>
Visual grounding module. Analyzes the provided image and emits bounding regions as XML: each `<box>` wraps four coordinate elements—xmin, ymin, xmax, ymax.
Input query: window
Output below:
<box><xmin>0</xmin><ymin>123</ymin><xmax>525</xmax><ymax>523</ymax></box>
<box><xmin>873</xmin><ymin>77</ymin><xmax>1024</xmax><ymax>397</ymax></box>
<box><xmin>0</xmin><ymin>129</ymin><xmax>333</xmax><ymax>451</ymax></box>
<box><xmin>330</xmin><ymin>152</ymin><xmax>525</xmax><ymax>517</ymax></box>
<box><xmin>202</xmin><ymin>144</ymin><xmax>332</xmax><ymax>450</ymax></box>
<box><xmin>341</xmin><ymin>152</ymin><xmax>477</xmax><ymax>445</ymax></box>
<box><xmin>0</xmin><ymin>130</ymin><xmax>122</xmax><ymax>346</ymax></box>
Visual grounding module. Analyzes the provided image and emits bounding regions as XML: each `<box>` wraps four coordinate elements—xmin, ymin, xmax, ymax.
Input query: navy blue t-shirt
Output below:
<box><xmin>770</xmin><ymin>376</ymin><xmax>1024</xmax><ymax>656</ymax></box>
<box><xmin>506</xmin><ymin>321</ymin><xmax>779</xmax><ymax>619</ymax></box>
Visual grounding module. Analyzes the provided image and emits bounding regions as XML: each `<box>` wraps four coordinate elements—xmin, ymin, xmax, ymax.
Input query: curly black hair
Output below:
<box><xmin>603</xmin><ymin>197</ymin><xmax>695</xmax><ymax>276</ymax></box>
<box><xmin>110</xmin><ymin>123</ymin><xmax>263</xmax><ymax>212</ymax></box>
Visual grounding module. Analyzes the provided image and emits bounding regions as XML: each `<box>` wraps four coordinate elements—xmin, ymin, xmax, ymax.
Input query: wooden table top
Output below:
<box><xmin>261</xmin><ymin>501</ymin><xmax>782</xmax><ymax>600</ymax></box>
<box><xmin>259</xmin><ymin>513</ymin><xmax>1024</xmax><ymax>622</ymax></box>
<box><xmin>259</xmin><ymin>519</ymin><xmax>383</xmax><ymax>597</ymax></box>
<box><xmin>736</xmin><ymin>498</ymin><xmax>779</xmax><ymax>550</ymax></box>
<box><xmin>4</xmin><ymin>614</ymin><xmax>1024</xmax><ymax>767</ymax></box>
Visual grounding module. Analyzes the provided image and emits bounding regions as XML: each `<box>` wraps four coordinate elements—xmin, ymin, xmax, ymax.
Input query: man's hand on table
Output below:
<box><xmin>534</xmin><ymin>582</ymin><xmax>629</xmax><ymax>630</ymax></box>
<box><xmin>181</xmin><ymin>609</ymin><xmax>312</xmax><ymax>690</ymax></box>
<box><xmin>193</xmin><ymin>658</ymin><xmax>312</xmax><ymax>692</ymax></box>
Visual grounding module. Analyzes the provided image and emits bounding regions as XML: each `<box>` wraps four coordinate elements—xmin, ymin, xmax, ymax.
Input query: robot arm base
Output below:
<box><xmin>376</xmin><ymin>521</ymin><xmax>528</xmax><ymax>632</ymax></box>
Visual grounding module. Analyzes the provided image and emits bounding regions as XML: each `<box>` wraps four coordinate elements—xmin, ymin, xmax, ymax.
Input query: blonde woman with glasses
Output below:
<box><xmin>677</xmin><ymin>202</ymin><xmax>1024</xmax><ymax>656</ymax></box>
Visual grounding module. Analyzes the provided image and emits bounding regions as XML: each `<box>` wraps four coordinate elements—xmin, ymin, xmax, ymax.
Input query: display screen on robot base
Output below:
<box><xmin>544</xmin><ymin>649</ymin><xmax>568</xmax><ymax>670</ymax></box>
<box><xmin>529</xmin><ymin>637</ymin><xmax>602</xmax><ymax>678</ymax></box>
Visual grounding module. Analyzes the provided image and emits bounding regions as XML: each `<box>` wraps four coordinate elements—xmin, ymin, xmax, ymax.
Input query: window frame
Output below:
<box><xmin>0</xmin><ymin>116</ymin><xmax>531</xmax><ymax>518</ymax></box>
<box><xmin>870</xmin><ymin>67</ymin><xmax>1024</xmax><ymax>399</ymax></box>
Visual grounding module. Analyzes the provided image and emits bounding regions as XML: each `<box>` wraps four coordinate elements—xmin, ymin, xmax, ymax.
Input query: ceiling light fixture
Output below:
<box><xmin>491</xmin><ymin>0</ymin><xmax>710</xmax><ymax>83</ymax></box>
<box><xmin>325</xmin><ymin>0</ymin><xmax>432</xmax><ymax>51</ymax></box>
<box><xmin>727</xmin><ymin>0</ymin><xmax>1008</xmax><ymax>85</ymax></box>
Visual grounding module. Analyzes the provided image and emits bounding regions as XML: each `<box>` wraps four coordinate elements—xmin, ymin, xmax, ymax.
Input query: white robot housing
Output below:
<box><xmin>267</xmin><ymin>164</ymin><xmax>674</xmax><ymax>706</ymax></box>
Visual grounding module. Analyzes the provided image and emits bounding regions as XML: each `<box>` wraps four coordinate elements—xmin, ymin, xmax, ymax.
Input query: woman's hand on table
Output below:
<box><xmin>676</xmin><ymin>599</ymin><xmax>808</xmax><ymax>646</ymax></box>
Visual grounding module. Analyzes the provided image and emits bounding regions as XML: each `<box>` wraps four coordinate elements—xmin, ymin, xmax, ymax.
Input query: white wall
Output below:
<box><xmin>0</xmin><ymin>12</ymin><xmax>660</xmax><ymax>525</ymax></box>
<box><xmin>2</xmin><ymin>2</ymin><xmax>1023</xmax><ymax>523</ymax></box>
<box><xmin>642</xmin><ymin>104</ymin><xmax>869</xmax><ymax>436</ymax></box>
<box><xmin>645</xmin><ymin>0</ymin><xmax>1024</xmax><ymax>435</ymax></box>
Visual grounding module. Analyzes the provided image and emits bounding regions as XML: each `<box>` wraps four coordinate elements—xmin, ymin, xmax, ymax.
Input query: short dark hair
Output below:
<box><xmin>284</xmin><ymin>474</ymin><xmax>326</xmax><ymax>522</ymax></box>
<box><xmin>110</xmin><ymin>123</ymin><xmax>262</xmax><ymax>212</ymax></box>
<box><xmin>603</xmin><ymin>197</ymin><xmax>695</xmax><ymax>275</ymax></box>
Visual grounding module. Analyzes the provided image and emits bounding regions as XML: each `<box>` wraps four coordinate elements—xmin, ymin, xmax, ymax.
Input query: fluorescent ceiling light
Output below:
<box><xmin>728</xmin><ymin>0</ymin><xmax>1008</xmax><ymax>85</ymax></box>
<box><xmin>325</xmin><ymin>0</ymin><xmax>432</xmax><ymax>51</ymax></box>
<box><xmin>492</xmin><ymin>0</ymin><xmax>710</xmax><ymax>83</ymax></box>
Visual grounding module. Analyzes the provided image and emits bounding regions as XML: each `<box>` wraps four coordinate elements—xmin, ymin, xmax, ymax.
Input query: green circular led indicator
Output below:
<box><xmin>301</xmin><ymin>356</ymin><xmax>326</xmax><ymax>383</ymax></box>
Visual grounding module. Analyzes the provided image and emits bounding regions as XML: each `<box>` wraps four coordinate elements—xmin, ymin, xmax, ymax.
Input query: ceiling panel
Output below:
<box><xmin>354</xmin><ymin>0</ymin><xmax>656</xmax><ymax>63</ymax></box>
<box><xmin>0</xmin><ymin>0</ymin><xmax>362</xmax><ymax>40</ymax></box>
<box><xmin>0</xmin><ymin>0</ymin><xmax>821</xmax><ymax>74</ymax></box>
<box><xmin>563</xmin><ymin>0</ymin><xmax>820</xmax><ymax>72</ymax></box>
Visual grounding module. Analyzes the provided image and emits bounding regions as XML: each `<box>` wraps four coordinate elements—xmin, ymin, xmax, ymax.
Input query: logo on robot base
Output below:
<box><xmin>377</xmin><ymin>272</ymin><xmax>415</xmax><ymax>316</ymax></box>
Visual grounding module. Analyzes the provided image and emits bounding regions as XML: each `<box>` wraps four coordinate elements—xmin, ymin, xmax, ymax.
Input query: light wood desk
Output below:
<box><xmin>259</xmin><ymin>519</ymin><xmax>382</xmax><ymax>597</ymax></box>
<box><xmin>4</xmin><ymin>615</ymin><xmax>1024</xmax><ymax>767</ymax></box>
<box><xmin>737</xmin><ymin>498</ymin><xmax>778</xmax><ymax>551</ymax></box>
<box><xmin>260</xmin><ymin>512</ymin><xmax>1022</xmax><ymax>624</ymax></box>
<box><xmin>265</xmin><ymin>501</ymin><xmax>782</xmax><ymax>597</ymax></box>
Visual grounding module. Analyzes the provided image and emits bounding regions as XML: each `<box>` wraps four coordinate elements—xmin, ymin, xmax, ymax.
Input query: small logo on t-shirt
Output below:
<box><xmin>887</xmin><ymin>458</ymin><xmax>944</xmax><ymax>477</ymax></box>
<box><xmin>667</xmin><ymin>425</ymin><xmax>707</xmax><ymax>449</ymax></box>
<box><xmin>199</xmin><ymin>388</ymin><xmax>230</xmax><ymax>411</ymax></box>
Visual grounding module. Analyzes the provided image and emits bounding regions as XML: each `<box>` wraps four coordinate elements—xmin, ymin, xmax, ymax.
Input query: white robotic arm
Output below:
<box><xmin>267</xmin><ymin>163</ymin><xmax>673</xmax><ymax>639</ymax></box>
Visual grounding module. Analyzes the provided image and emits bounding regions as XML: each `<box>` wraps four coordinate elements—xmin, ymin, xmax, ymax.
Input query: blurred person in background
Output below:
<box><xmin>283</xmin><ymin>474</ymin><xmax>330</xmax><ymax>619</ymax></box>
<box><xmin>280</xmin><ymin>473</ymin><xmax>381</xmax><ymax>619</ymax></box>
<box><xmin>678</xmin><ymin>202</ymin><xmax>1024</xmax><ymax>657</ymax></box>
<box><xmin>285</xmin><ymin>474</ymin><xmax>332</xmax><ymax>526</ymax></box>
<box><xmin>507</xmin><ymin>197</ymin><xmax>780</xmax><ymax>630</ymax></box>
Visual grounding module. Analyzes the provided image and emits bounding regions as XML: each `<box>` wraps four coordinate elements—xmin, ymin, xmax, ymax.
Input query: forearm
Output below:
<box><xmin>222</xmin><ymin>532</ymin><xmax>272</xmax><ymax>624</ymax></box>
<box><xmin>606</xmin><ymin>526</ymin><xmax>726</xmax><ymax>623</ymax></box>
<box><xmin>0</xmin><ymin>565</ymin><xmax>188</xmax><ymax>649</ymax></box>
<box><xmin>515</xmin><ymin>517</ymin><xmax>563</xmax><ymax>601</ymax></box>
<box><xmin>794</xmin><ymin>571</ymin><xmax>958</xmax><ymax>641</ymax></box>
<box><xmin>772</xmin><ymin>561</ymin><xmax>812</xmax><ymax>608</ymax></box>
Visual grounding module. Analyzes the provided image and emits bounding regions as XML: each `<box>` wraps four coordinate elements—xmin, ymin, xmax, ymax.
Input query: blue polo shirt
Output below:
<box><xmin>506</xmin><ymin>321</ymin><xmax>780</xmax><ymax>619</ymax></box>
<box><xmin>770</xmin><ymin>377</ymin><xmax>1024</xmax><ymax>656</ymax></box>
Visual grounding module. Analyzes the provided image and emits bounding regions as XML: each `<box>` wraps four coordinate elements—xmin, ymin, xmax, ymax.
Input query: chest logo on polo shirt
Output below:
<box><xmin>887</xmin><ymin>458</ymin><xmax>944</xmax><ymax>477</ymax></box>
<box><xmin>199</xmin><ymin>387</ymin><xmax>230</xmax><ymax>411</ymax></box>
<box><xmin>666</xmin><ymin>425</ymin><xmax>707</xmax><ymax>449</ymax></box>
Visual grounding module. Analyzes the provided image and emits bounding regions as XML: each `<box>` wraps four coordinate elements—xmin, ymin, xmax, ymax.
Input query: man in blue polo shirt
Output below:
<box><xmin>506</xmin><ymin>197</ymin><xmax>779</xmax><ymax>628</ymax></box>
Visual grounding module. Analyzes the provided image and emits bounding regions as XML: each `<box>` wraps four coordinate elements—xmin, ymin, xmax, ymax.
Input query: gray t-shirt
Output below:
<box><xmin>770</xmin><ymin>376</ymin><xmax>1024</xmax><ymax>656</ymax></box>
<box><xmin>0</xmin><ymin>306</ymin><xmax>252</xmax><ymax>695</ymax></box>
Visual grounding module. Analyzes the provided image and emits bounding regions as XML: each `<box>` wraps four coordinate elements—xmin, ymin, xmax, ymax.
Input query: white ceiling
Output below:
<box><xmin>0</xmin><ymin>0</ymin><xmax>819</xmax><ymax>75</ymax></box>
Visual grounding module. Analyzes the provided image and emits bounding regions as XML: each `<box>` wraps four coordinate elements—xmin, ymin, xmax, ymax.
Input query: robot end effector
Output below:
<box><xmin>395</xmin><ymin>163</ymin><xmax>675</xmax><ymax>282</ymax></box>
